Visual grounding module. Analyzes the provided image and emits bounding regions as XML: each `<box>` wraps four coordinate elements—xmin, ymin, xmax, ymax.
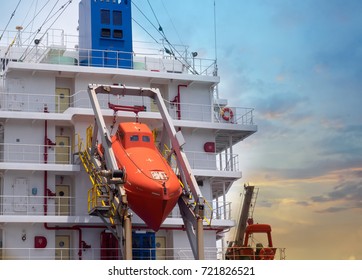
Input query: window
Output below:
<box><xmin>142</xmin><ymin>136</ymin><xmax>150</xmax><ymax>142</ymax></box>
<box><xmin>130</xmin><ymin>135</ymin><xmax>139</xmax><ymax>142</ymax></box>
<box><xmin>101</xmin><ymin>9</ymin><xmax>110</xmax><ymax>25</ymax></box>
<box><xmin>101</xmin><ymin>28</ymin><xmax>111</xmax><ymax>37</ymax></box>
<box><xmin>113</xmin><ymin>11</ymin><xmax>122</xmax><ymax>25</ymax></box>
<box><xmin>113</xmin><ymin>29</ymin><xmax>123</xmax><ymax>39</ymax></box>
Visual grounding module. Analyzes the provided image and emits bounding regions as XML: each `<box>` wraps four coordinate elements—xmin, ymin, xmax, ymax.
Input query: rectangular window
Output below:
<box><xmin>142</xmin><ymin>136</ymin><xmax>150</xmax><ymax>142</ymax></box>
<box><xmin>101</xmin><ymin>9</ymin><xmax>110</xmax><ymax>25</ymax></box>
<box><xmin>113</xmin><ymin>11</ymin><xmax>122</xmax><ymax>25</ymax></box>
<box><xmin>130</xmin><ymin>135</ymin><xmax>139</xmax><ymax>142</ymax></box>
<box><xmin>101</xmin><ymin>28</ymin><xmax>111</xmax><ymax>37</ymax></box>
<box><xmin>113</xmin><ymin>29</ymin><xmax>123</xmax><ymax>39</ymax></box>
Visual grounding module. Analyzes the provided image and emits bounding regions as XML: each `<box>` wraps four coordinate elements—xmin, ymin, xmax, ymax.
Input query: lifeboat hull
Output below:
<box><xmin>110</xmin><ymin>123</ymin><xmax>181</xmax><ymax>231</ymax></box>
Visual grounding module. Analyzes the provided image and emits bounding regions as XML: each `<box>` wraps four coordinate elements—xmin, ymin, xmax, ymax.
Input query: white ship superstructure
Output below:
<box><xmin>0</xmin><ymin>0</ymin><xmax>256</xmax><ymax>260</ymax></box>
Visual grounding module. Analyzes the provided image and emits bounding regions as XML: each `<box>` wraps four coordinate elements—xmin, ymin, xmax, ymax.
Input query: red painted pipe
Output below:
<box><xmin>44</xmin><ymin>223</ymin><xmax>108</xmax><ymax>260</ymax></box>
<box><xmin>176</xmin><ymin>84</ymin><xmax>187</xmax><ymax>120</ymax></box>
<box><xmin>44</xmin><ymin>106</ymin><xmax>48</xmax><ymax>215</ymax></box>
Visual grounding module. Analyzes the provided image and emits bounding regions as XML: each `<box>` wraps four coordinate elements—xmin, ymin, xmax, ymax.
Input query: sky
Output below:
<box><xmin>1</xmin><ymin>0</ymin><xmax>362</xmax><ymax>260</ymax></box>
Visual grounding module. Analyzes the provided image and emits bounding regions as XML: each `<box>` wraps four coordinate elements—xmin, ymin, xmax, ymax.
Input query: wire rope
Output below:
<box><xmin>0</xmin><ymin>0</ymin><xmax>23</xmax><ymax>41</ymax></box>
<box><xmin>19</xmin><ymin>0</ymin><xmax>73</xmax><ymax>61</ymax></box>
<box><xmin>132</xmin><ymin>0</ymin><xmax>197</xmax><ymax>74</ymax></box>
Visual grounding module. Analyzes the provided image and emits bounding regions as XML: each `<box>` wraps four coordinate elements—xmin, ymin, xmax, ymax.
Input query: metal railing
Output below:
<box><xmin>0</xmin><ymin>141</ymin><xmax>239</xmax><ymax>173</ymax></box>
<box><xmin>0</xmin><ymin>90</ymin><xmax>255</xmax><ymax>126</ymax></box>
<box><xmin>0</xmin><ymin>28</ymin><xmax>217</xmax><ymax>76</ymax></box>
<box><xmin>170</xmin><ymin>200</ymin><xmax>232</xmax><ymax>221</ymax></box>
<box><xmin>0</xmin><ymin>246</ymin><xmax>286</xmax><ymax>260</ymax></box>
<box><xmin>0</xmin><ymin>143</ymin><xmax>72</xmax><ymax>164</ymax></box>
<box><xmin>0</xmin><ymin>195</ymin><xmax>85</xmax><ymax>216</ymax></box>
<box><xmin>185</xmin><ymin>151</ymin><xmax>239</xmax><ymax>172</ymax></box>
<box><xmin>0</xmin><ymin>194</ymin><xmax>232</xmax><ymax>221</ymax></box>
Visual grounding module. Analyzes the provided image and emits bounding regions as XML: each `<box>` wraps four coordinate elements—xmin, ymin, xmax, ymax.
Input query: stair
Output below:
<box><xmin>78</xmin><ymin>145</ymin><xmax>112</xmax><ymax>218</ymax></box>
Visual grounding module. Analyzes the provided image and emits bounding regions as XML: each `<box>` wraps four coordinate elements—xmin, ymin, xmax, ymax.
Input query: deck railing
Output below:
<box><xmin>0</xmin><ymin>141</ymin><xmax>240</xmax><ymax>172</ymax></box>
<box><xmin>0</xmin><ymin>194</ymin><xmax>232</xmax><ymax>221</ymax></box>
<box><xmin>0</xmin><ymin>90</ymin><xmax>254</xmax><ymax>125</ymax></box>
<box><xmin>0</xmin><ymin>246</ymin><xmax>286</xmax><ymax>260</ymax></box>
<box><xmin>0</xmin><ymin>28</ymin><xmax>216</xmax><ymax>76</ymax></box>
<box><xmin>185</xmin><ymin>151</ymin><xmax>239</xmax><ymax>172</ymax></box>
<box><xmin>0</xmin><ymin>195</ymin><xmax>84</xmax><ymax>216</ymax></box>
<box><xmin>0</xmin><ymin>143</ymin><xmax>72</xmax><ymax>164</ymax></box>
<box><xmin>170</xmin><ymin>200</ymin><xmax>232</xmax><ymax>221</ymax></box>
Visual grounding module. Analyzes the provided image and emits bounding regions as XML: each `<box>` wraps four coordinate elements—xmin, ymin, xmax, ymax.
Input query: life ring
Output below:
<box><xmin>221</xmin><ymin>107</ymin><xmax>234</xmax><ymax>121</ymax></box>
<box><xmin>259</xmin><ymin>248</ymin><xmax>274</xmax><ymax>260</ymax></box>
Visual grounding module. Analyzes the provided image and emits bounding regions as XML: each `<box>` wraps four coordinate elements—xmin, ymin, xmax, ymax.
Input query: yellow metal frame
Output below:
<box><xmin>77</xmin><ymin>130</ymin><xmax>113</xmax><ymax>218</ymax></box>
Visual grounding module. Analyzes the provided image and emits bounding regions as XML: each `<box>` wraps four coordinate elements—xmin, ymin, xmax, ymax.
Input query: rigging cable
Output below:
<box><xmin>146</xmin><ymin>0</ymin><xmax>174</xmax><ymax>56</ymax></box>
<box><xmin>132</xmin><ymin>18</ymin><xmax>159</xmax><ymax>44</ymax></box>
<box><xmin>38</xmin><ymin>0</ymin><xmax>73</xmax><ymax>42</ymax></box>
<box><xmin>19</xmin><ymin>0</ymin><xmax>73</xmax><ymax>62</ymax></box>
<box><xmin>23</xmin><ymin>0</ymin><xmax>51</xmax><ymax>33</ymax></box>
<box><xmin>160</xmin><ymin>0</ymin><xmax>184</xmax><ymax>46</ymax></box>
<box><xmin>132</xmin><ymin>1</ymin><xmax>160</xmax><ymax>35</ymax></box>
<box><xmin>132</xmin><ymin>0</ymin><xmax>197</xmax><ymax>74</ymax></box>
<box><xmin>147</xmin><ymin>0</ymin><xmax>163</xmax><ymax>34</ymax></box>
<box><xmin>18</xmin><ymin>0</ymin><xmax>59</xmax><ymax>61</ymax></box>
<box><xmin>0</xmin><ymin>0</ymin><xmax>23</xmax><ymax>42</ymax></box>
<box><xmin>20</xmin><ymin>0</ymin><xmax>38</xmax><ymax>33</ymax></box>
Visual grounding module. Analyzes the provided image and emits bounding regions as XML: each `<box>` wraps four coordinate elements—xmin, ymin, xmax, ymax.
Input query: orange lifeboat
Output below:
<box><xmin>110</xmin><ymin>122</ymin><xmax>182</xmax><ymax>231</ymax></box>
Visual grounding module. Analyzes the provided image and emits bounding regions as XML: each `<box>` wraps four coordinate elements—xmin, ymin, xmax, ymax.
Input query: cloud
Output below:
<box><xmin>258</xmin><ymin>200</ymin><xmax>273</xmax><ymax>208</ymax></box>
<box><xmin>295</xmin><ymin>201</ymin><xmax>310</xmax><ymax>207</ymax></box>
<box><xmin>311</xmin><ymin>181</ymin><xmax>362</xmax><ymax>212</ymax></box>
<box><xmin>315</xmin><ymin>207</ymin><xmax>348</xmax><ymax>213</ymax></box>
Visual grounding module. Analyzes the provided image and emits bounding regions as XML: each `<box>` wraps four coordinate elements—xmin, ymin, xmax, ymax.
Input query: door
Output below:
<box><xmin>55</xmin><ymin>185</ymin><xmax>70</xmax><ymax>216</ymax></box>
<box><xmin>55</xmin><ymin>235</ymin><xmax>70</xmax><ymax>260</ymax></box>
<box><xmin>156</xmin><ymin>236</ymin><xmax>166</xmax><ymax>260</ymax></box>
<box><xmin>55</xmin><ymin>136</ymin><xmax>70</xmax><ymax>164</ymax></box>
<box><xmin>55</xmin><ymin>88</ymin><xmax>70</xmax><ymax>113</ymax></box>
<box><xmin>132</xmin><ymin>232</ymin><xmax>155</xmax><ymax>260</ymax></box>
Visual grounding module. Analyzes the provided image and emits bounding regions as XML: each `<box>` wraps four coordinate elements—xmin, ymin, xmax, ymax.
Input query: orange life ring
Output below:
<box><xmin>221</xmin><ymin>107</ymin><xmax>234</xmax><ymax>121</ymax></box>
<box><xmin>259</xmin><ymin>248</ymin><xmax>274</xmax><ymax>260</ymax></box>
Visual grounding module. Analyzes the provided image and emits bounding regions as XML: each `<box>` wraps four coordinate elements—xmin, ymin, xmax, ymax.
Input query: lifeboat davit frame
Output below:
<box><xmin>84</xmin><ymin>84</ymin><xmax>207</xmax><ymax>260</ymax></box>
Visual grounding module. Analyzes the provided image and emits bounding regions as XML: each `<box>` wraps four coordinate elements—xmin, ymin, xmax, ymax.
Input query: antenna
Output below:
<box><xmin>213</xmin><ymin>0</ymin><xmax>219</xmax><ymax>97</ymax></box>
<box><xmin>214</xmin><ymin>0</ymin><xmax>218</xmax><ymax>71</ymax></box>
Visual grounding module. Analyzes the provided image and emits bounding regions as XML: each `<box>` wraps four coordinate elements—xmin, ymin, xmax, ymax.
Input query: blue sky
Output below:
<box><xmin>1</xmin><ymin>0</ymin><xmax>362</xmax><ymax>259</ymax></box>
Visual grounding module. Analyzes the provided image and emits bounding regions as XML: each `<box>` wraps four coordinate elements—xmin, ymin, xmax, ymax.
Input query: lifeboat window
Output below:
<box><xmin>142</xmin><ymin>136</ymin><xmax>150</xmax><ymax>142</ymax></box>
<box><xmin>130</xmin><ymin>135</ymin><xmax>139</xmax><ymax>142</ymax></box>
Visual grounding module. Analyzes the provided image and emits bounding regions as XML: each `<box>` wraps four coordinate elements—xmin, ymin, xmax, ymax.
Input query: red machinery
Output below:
<box><xmin>225</xmin><ymin>185</ymin><xmax>276</xmax><ymax>260</ymax></box>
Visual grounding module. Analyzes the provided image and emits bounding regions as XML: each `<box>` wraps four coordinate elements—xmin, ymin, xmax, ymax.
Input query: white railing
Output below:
<box><xmin>0</xmin><ymin>90</ymin><xmax>255</xmax><ymax>125</ymax></box>
<box><xmin>185</xmin><ymin>151</ymin><xmax>239</xmax><ymax>172</ymax></box>
<box><xmin>0</xmin><ymin>28</ymin><xmax>217</xmax><ymax>76</ymax></box>
<box><xmin>170</xmin><ymin>201</ymin><xmax>232</xmax><ymax>221</ymax></box>
<box><xmin>0</xmin><ymin>194</ymin><xmax>232</xmax><ymax>222</ymax></box>
<box><xmin>0</xmin><ymin>195</ymin><xmax>87</xmax><ymax>216</ymax></box>
<box><xmin>163</xmin><ymin>100</ymin><xmax>254</xmax><ymax>125</ymax></box>
<box><xmin>0</xmin><ymin>246</ymin><xmax>286</xmax><ymax>260</ymax></box>
<box><xmin>0</xmin><ymin>143</ymin><xmax>72</xmax><ymax>164</ymax></box>
<box><xmin>0</xmin><ymin>91</ymin><xmax>61</xmax><ymax>113</ymax></box>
